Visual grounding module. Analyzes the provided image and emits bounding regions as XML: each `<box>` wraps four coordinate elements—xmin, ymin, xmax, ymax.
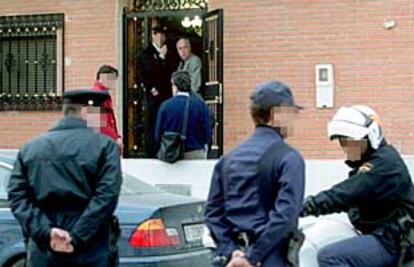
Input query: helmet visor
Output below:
<box><xmin>328</xmin><ymin>120</ymin><xmax>369</xmax><ymax>140</ymax></box>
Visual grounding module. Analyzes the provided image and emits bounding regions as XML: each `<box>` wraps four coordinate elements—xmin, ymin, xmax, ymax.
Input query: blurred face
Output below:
<box><xmin>152</xmin><ymin>31</ymin><xmax>166</xmax><ymax>47</ymax></box>
<box><xmin>176</xmin><ymin>39</ymin><xmax>191</xmax><ymax>61</ymax></box>
<box><xmin>172</xmin><ymin>83</ymin><xmax>178</xmax><ymax>96</ymax></box>
<box><xmin>338</xmin><ymin>137</ymin><xmax>368</xmax><ymax>161</ymax></box>
<box><xmin>271</xmin><ymin>106</ymin><xmax>299</xmax><ymax>138</ymax></box>
<box><xmin>100</xmin><ymin>73</ymin><xmax>117</xmax><ymax>90</ymax></box>
<box><xmin>84</xmin><ymin>106</ymin><xmax>102</xmax><ymax>129</ymax></box>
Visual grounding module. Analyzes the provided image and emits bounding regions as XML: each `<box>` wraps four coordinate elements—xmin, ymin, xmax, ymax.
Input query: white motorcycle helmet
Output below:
<box><xmin>327</xmin><ymin>105</ymin><xmax>384</xmax><ymax>149</ymax></box>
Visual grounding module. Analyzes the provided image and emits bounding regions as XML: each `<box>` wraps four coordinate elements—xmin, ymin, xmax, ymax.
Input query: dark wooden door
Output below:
<box><xmin>202</xmin><ymin>9</ymin><xmax>223</xmax><ymax>158</ymax></box>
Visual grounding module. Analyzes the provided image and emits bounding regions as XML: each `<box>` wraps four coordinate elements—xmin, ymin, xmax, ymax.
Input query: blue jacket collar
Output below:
<box><xmin>254</xmin><ymin>125</ymin><xmax>283</xmax><ymax>140</ymax></box>
<box><xmin>49</xmin><ymin>116</ymin><xmax>88</xmax><ymax>132</ymax></box>
<box><xmin>176</xmin><ymin>92</ymin><xmax>190</xmax><ymax>97</ymax></box>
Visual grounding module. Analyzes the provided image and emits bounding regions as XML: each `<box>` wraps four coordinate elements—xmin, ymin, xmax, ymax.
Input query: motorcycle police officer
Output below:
<box><xmin>205</xmin><ymin>81</ymin><xmax>305</xmax><ymax>267</ymax></box>
<box><xmin>8</xmin><ymin>90</ymin><xmax>122</xmax><ymax>267</ymax></box>
<box><xmin>301</xmin><ymin>105</ymin><xmax>414</xmax><ymax>267</ymax></box>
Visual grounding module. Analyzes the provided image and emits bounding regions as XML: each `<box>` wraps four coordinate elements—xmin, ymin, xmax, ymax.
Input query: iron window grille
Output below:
<box><xmin>0</xmin><ymin>13</ymin><xmax>64</xmax><ymax>111</ymax></box>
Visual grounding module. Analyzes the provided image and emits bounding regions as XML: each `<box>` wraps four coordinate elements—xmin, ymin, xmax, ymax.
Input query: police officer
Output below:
<box><xmin>301</xmin><ymin>105</ymin><xmax>414</xmax><ymax>267</ymax></box>
<box><xmin>8</xmin><ymin>90</ymin><xmax>122</xmax><ymax>267</ymax></box>
<box><xmin>205</xmin><ymin>81</ymin><xmax>305</xmax><ymax>267</ymax></box>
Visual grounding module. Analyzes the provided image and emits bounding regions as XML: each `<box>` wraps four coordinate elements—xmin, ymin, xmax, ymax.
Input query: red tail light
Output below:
<box><xmin>128</xmin><ymin>219</ymin><xmax>180</xmax><ymax>247</ymax></box>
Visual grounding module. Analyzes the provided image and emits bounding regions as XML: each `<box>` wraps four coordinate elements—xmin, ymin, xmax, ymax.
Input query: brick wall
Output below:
<box><xmin>2</xmin><ymin>0</ymin><xmax>414</xmax><ymax>159</ymax></box>
<box><xmin>209</xmin><ymin>0</ymin><xmax>414</xmax><ymax>158</ymax></box>
<box><xmin>0</xmin><ymin>0</ymin><xmax>117</xmax><ymax>149</ymax></box>
<box><xmin>0</xmin><ymin>111</ymin><xmax>61</xmax><ymax>149</ymax></box>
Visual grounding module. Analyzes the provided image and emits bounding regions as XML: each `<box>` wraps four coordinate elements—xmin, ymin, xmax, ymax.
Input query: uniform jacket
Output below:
<box><xmin>7</xmin><ymin>116</ymin><xmax>122</xmax><ymax>267</ymax></box>
<box><xmin>139</xmin><ymin>43</ymin><xmax>174</xmax><ymax>157</ymax></box>
<box><xmin>177</xmin><ymin>54</ymin><xmax>202</xmax><ymax>93</ymax></box>
<box><xmin>139</xmin><ymin>43</ymin><xmax>173</xmax><ymax>107</ymax></box>
<box><xmin>155</xmin><ymin>92</ymin><xmax>211</xmax><ymax>152</ymax></box>
<box><xmin>205</xmin><ymin>126</ymin><xmax>305</xmax><ymax>266</ymax></box>
<box><xmin>92</xmin><ymin>80</ymin><xmax>120</xmax><ymax>140</ymax></box>
<box><xmin>313</xmin><ymin>141</ymin><xmax>414</xmax><ymax>254</ymax></box>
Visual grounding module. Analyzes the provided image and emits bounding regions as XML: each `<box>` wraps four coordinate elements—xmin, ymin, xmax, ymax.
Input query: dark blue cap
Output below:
<box><xmin>250</xmin><ymin>81</ymin><xmax>303</xmax><ymax>109</ymax></box>
<box><xmin>63</xmin><ymin>89</ymin><xmax>109</xmax><ymax>106</ymax></box>
<box><xmin>152</xmin><ymin>26</ymin><xmax>168</xmax><ymax>34</ymax></box>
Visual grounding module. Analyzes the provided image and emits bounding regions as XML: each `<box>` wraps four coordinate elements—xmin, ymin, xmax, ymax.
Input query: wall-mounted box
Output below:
<box><xmin>316</xmin><ymin>64</ymin><xmax>334</xmax><ymax>108</ymax></box>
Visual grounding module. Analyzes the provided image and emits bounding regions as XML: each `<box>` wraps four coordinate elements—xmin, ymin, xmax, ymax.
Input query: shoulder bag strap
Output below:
<box><xmin>181</xmin><ymin>94</ymin><xmax>191</xmax><ymax>140</ymax></box>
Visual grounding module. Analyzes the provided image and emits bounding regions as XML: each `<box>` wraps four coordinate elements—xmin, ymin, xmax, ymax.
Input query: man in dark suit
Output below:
<box><xmin>139</xmin><ymin>26</ymin><xmax>174</xmax><ymax>157</ymax></box>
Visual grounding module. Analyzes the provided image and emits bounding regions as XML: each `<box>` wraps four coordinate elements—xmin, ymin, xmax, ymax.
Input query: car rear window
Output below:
<box><xmin>0</xmin><ymin>166</ymin><xmax>158</xmax><ymax>197</ymax></box>
<box><xmin>0</xmin><ymin>167</ymin><xmax>10</xmax><ymax>205</ymax></box>
<box><xmin>121</xmin><ymin>173</ymin><xmax>160</xmax><ymax>195</ymax></box>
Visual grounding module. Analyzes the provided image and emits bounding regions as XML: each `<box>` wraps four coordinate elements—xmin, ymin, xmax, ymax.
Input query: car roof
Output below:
<box><xmin>0</xmin><ymin>150</ymin><xmax>17</xmax><ymax>167</ymax></box>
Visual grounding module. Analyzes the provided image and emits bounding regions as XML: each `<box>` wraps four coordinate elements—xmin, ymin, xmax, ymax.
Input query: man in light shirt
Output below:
<box><xmin>176</xmin><ymin>37</ymin><xmax>202</xmax><ymax>93</ymax></box>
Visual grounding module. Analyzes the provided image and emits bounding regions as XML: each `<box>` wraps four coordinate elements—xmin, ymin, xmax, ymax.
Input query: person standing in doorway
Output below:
<box><xmin>176</xmin><ymin>37</ymin><xmax>216</xmax><ymax>155</ymax></box>
<box><xmin>176</xmin><ymin>37</ymin><xmax>202</xmax><ymax>94</ymax></box>
<box><xmin>139</xmin><ymin>26</ymin><xmax>174</xmax><ymax>157</ymax></box>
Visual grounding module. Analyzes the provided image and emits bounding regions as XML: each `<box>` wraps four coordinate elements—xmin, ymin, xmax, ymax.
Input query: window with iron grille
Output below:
<box><xmin>0</xmin><ymin>13</ymin><xmax>64</xmax><ymax>111</ymax></box>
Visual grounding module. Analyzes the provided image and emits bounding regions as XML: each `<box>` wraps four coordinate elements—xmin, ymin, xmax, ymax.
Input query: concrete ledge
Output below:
<box><xmin>122</xmin><ymin>157</ymin><xmax>414</xmax><ymax>199</ymax></box>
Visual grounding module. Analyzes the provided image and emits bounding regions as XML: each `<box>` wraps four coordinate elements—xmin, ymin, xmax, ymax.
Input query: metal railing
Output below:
<box><xmin>0</xmin><ymin>13</ymin><xmax>64</xmax><ymax>111</ymax></box>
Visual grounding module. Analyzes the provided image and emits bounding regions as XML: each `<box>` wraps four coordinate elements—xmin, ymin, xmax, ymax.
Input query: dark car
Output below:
<box><xmin>0</xmin><ymin>150</ymin><xmax>211</xmax><ymax>267</ymax></box>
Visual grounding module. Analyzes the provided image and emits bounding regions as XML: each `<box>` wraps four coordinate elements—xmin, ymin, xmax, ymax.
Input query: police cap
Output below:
<box><xmin>63</xmin><ymin>89</ymin><xmax>109</xmax><ymax>106</ymax></box>
<box><xmin>152</xmin><ymin>25</ymin><xmax>168</xmax><ymax>34</ymax></box>
<box><xmin>250</xmin><ymin>81</ymin><xmax>303</xmax><ymax>109</ymax></box>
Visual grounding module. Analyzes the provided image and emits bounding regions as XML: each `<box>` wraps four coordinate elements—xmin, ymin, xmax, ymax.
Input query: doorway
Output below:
<box><xmin>122</xmin><ymin>2</ymin><xmax>223</xmax><ymax>159</ymax></box>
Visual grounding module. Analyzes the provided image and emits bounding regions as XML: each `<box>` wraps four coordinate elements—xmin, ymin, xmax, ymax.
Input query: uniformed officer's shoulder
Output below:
<box><xmin>280</xmin><ymin>142</ymin><xmax>304</xmax><ymax>160</ymax></box>
<box><xmin>19</xmin><ymin>131</ymin><xmax>52</xmax><ymax>152</ymax></box>
<box><xmin>383</xmin><ymin>144</ymin><xmax>403</xmax><ymax>158</ymax></box>
<box><xmin>15</xmin><ymin>132</ymin><xmax>54</xmax><ymax>161</ymax></box>
<box><xmin>94</xmin><ymin>132</ymin><xmax>118</xmax><ymax>147</ymax></box>
<box><xmin>371</xmin><ymin>144</ymin><xmax>401</xmax><ymax>163</ymax></box>
<box><xmin>362</xmin><ymin>144</ymin><xmax>402</xmax><ymax>174</ymax></box>
<box><xmin>216</xmin><ymin>152</ymin><xmax>236</xmax><ymax>171</ymax></box>
<box><xmin>17</xmin><ymin>141</ymin><xmax>32</xmax><ymax>158</ymax></box>
<box><xmin>216</xmin><ymin>154</ymin><xmax>228</xmax><ymax>166</ymax></box>
<box><xmin>279</xmin><ymin>143</ymin><xmax>305</xmax><ymax>167</ymax></box>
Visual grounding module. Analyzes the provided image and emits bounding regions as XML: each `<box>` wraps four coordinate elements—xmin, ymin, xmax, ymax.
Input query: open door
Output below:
<box><xmin>202</xmin><ymin>9</ymin><xmax>223</xmax><ymax>158</ymax></box>
<box><xmin>122</xmin><ymin>12</ymin><xmax>148</xmax><ymax>158</ymax></box>
<box><xmin>122</xmin><ymin>8</ymin><xmax>207</xmax><ymax>158</ymax></box>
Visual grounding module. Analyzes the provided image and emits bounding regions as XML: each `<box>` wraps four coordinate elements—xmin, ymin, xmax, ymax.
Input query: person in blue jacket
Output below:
<box><xmin>8</xmin><ymin>90</ymin><xmax>122</xmax><ymax>267</ymax></box>
<box><xmin>155</xmin><ymin>70</ymin><xmax>211</xmax><ymax>159</ymax></box>
<box><xmin>205</xmin><ymin>81</ymin><xmax>305</xmax><ymax>267</ymax></box>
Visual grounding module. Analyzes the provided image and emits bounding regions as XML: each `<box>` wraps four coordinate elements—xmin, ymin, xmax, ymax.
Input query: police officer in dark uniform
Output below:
<box><xmin>205</xmin><ymin>81</ymin><xmax>305</xmax><ymax>267</ymax></box>
<box><xmin>8</xmin><ymin>89</ymin><xmax>122</xmax><ymax>267</ymax></box>
<box><xmin>301</xmin><ymin>105</ymin><xmax>414</xmax><ymax>267</ymax></box>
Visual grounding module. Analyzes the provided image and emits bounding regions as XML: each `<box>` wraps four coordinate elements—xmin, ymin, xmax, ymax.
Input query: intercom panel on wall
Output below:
<box><xmin>315</xmin><ymin>64</ymin><xmax>334</xmax><ymax>108</ymax></box>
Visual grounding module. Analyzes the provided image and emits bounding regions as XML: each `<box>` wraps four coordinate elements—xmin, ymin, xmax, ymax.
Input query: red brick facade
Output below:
<box><xmin>1</xmin><ymin>0</ymin><xmax>414</xmax><ymax>159</ymax></box>
<box><xmin>210</xmin><ymin>0</ymin><xmax>414</xmax><ymax>158</ymax></box>
<box><xmin>0</xmin><ymin>0</ymin><xmax>117</xmax><ymax>149</ymax></box>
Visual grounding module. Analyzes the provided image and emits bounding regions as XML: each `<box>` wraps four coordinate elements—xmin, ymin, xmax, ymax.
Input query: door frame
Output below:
<box><xmin>122</xmin><ymin>7</ymin><xmax>224</xmax><ymax>158</ymax></box>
